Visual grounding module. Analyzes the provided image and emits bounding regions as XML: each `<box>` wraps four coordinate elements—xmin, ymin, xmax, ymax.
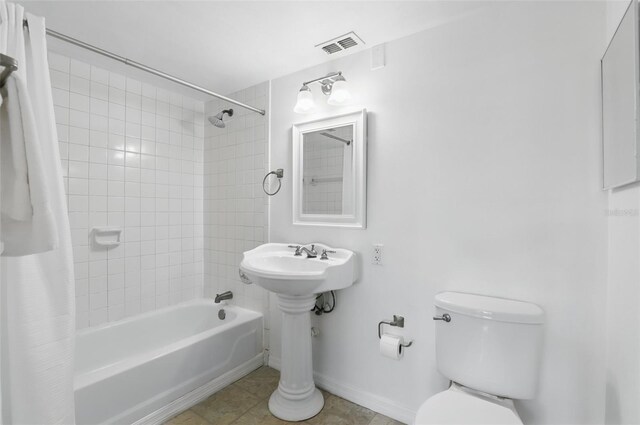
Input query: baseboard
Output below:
<box><xmin>268</xmin><ymin>356</ymin><xmax>415</xmax><ymax>424</ymax></box>
<box><xmin>268</xmin><ymin>355</ymin><xmax>281</xmax><ymax>370</ymax></box>
<box><xmin>134</xmin><ymin>353</ymin><xmax>264</xmax><ymax>425</ymax></box>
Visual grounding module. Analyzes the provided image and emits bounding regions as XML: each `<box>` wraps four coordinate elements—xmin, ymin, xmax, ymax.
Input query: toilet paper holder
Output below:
<box><xmin>378</xmin><ymin>315</ymin><xmax>413</xmax><ymax>348</ymax></box>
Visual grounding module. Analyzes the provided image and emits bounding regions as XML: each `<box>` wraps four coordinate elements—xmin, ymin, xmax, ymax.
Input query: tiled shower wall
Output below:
<box><xmin>203</xmin><ymin>82</ymin><xmax>269</xmax><ymax>317</ymax></box>
<box><xmin>49</xmin><ymin>52</ymin><xmax>205</xmax><ymax>329</ymax></box>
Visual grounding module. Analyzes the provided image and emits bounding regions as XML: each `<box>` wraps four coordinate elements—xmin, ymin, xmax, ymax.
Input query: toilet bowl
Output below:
<box><xmin>413</xmin><ymin>292</ymin><xmax>544</xmax><ymax>425</ymax></box>
<box><xmin>414</xmin><ymin>383</ymin><xmax>522</xmax><ymax>425</ymax></box>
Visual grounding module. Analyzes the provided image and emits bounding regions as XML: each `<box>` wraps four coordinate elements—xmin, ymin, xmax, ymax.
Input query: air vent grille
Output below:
<box><xmin>338</xmin><ymin>37</ymin><xmax>358</xmax><ymax>49</ymax></box>
<box><xmin>322</xmin><ymin>44</ymin><xmax>342</xmax><ymax>55</ymax></box>
<box><xmin>316</xmin><ymin>31</ymin><xmax>365</xmax><ymax>56</ymax></box>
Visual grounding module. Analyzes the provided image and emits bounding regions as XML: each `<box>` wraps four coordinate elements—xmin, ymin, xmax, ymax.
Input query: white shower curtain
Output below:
<box><xmin>0</xmin><ymin>2</ymin><xmax>76</xmax><ymax>424</ymax></box>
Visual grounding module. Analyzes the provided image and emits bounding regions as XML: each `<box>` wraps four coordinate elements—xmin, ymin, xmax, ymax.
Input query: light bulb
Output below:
<box><xmin>294</xmin><ymin>85</ymin><xmax>316</xmax><ymax>113</ymax></box>
<box><xmin>327</xmin><ymin>77</ymin><xmax>351</xmax><ymax>105</ymax></box>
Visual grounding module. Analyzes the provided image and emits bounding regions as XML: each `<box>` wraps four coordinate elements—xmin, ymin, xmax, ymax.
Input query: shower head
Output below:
<box><xmin>208</xmin><ymin>108</ymin><xmax>234</xmax><ymax>128</ymax></box>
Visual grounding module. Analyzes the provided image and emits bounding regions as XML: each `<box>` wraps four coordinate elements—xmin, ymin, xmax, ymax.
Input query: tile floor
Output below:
<box><xmin>164</xmin><ymin>367</ymin><xmax>405</xmax><ymax>425</ymax></box>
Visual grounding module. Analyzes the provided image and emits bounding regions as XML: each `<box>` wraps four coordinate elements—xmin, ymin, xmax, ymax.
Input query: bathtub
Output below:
<box><xmin>74</xmin><ymin>300</ymin><xmax>263</xmax><ymax>425</ymax></box>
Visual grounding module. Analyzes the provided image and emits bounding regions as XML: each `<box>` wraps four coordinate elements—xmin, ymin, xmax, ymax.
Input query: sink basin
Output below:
<box><xmin>238</xmin><ymin>242</ymin><xmax>357</xmax><ymax>421</ymax></box>
<box><xmin>239</xmin><ymin>243</ymin><xmax>356</xmax><ymax>295</ymax></box>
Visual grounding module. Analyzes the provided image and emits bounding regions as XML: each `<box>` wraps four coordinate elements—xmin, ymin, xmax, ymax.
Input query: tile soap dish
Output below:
<box><xmin>92</xmin><ymin>227</ymin><xmax>122</xmax><ymax>248</ymax></box>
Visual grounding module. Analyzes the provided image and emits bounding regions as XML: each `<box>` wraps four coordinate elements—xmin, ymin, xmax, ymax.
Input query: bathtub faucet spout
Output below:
<box><xmin>215</xmin><ymin>291</ymin><xmax>233</xmax><ymax>303</ymax></box>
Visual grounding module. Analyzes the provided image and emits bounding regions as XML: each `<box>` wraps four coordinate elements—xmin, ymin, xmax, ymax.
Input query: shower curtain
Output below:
<box><xmin>0</xmin><ymin>2</ymin><xmax>76</xmax><ymax>424</ymax></box>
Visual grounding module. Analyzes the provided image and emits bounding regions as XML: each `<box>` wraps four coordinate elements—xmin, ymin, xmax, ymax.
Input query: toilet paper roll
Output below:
<box><xmin>380</xmin><ymin>334</ymin><xmax>404</xmax><ymax>360</ymax></box>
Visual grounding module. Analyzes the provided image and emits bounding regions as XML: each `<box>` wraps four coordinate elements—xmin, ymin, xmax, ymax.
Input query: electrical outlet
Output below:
<box><xmin>373</xmin><ymin>244</ymin><xmax>383</xmax><ymax>265</ymax></box>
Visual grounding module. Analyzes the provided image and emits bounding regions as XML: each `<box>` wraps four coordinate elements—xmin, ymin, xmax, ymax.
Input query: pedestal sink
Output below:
<box><xmin>239</xmin><ymin>243</ymin><xmax>356</xmax><ymax>421</ymax></box>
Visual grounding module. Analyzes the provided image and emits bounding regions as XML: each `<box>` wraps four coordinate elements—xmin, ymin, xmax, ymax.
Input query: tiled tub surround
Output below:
<box><xmin>49</xmin><ymin>53</ymin><xmax>205</xmax><ymax>329</ymax></box>
<box><xmin>203</xmin><ymin>82</ymin><xmax>269</xmax><ymax>315</ymax></box>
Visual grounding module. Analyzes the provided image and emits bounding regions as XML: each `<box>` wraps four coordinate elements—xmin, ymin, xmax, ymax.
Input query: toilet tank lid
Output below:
<box><xmin>434</xmin><ymin>292</ymin><xmax>544</xmax><ymax>324</ymax></box>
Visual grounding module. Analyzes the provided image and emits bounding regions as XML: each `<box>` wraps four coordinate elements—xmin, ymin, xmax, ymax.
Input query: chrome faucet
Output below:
<box><xmin>288</xmin><ymin>245</ymin><xmax>303</xmax><ymax>256</ymax></box>
<box><xmin>215</xmin><ymin>291</ymin><xmax>233</xmax><ymax>303</ymax></box>
<box><xmin>300</xmin><ymin>244</ymin><xmax>318</xmax><ymax>258</ymax></box>
<box><xmin>288</xmin><ymin>244</ymin><xmax>318</xmax><ymax>258</ymax></box>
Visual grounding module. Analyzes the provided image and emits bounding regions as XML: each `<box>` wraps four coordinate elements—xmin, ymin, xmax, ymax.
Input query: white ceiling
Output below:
<box><xmin>18</xmin><ymin>1</ymin><xmax>485</xmax><ymax>100</ymax></box>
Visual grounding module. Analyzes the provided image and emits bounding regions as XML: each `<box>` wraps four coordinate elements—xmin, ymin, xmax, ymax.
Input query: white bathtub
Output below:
<box><xmin>74</xmin><ymin>300</ymin><xmax>263</xmax><ymax>425</ymax></box>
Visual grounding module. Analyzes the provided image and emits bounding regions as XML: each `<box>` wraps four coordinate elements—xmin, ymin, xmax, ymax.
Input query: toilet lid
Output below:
<box><xmin>414</xmin><ymin>387</ymin><xmax>522</xmax><ymax>425</ymax></box>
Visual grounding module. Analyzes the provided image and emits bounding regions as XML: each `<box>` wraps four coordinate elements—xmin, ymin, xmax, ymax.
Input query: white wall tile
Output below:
<box><xmin>51</xmin><ymin>53</ymin><xmax>205</xmax><ymax>329</ymax></box>
<box><xmin>70</xmin><ymin>76</ymin><xmax>90</xmax><ymax>96</ymax></box>
<box><xmin>50</xmin><ymin>69</ymin><xmax>70</xmax><ymax>90</ymax></box>
<box><xmin>203</xmin><ymin>82</ymin><xmax>269</xmax><ymax>317</ymax></box>
<box><xmin>70</xmin><ymin>59</ymin><xmax>91</xmax><ymax>79</ymax></box>
<box><xmin>49</xmin><ymin>52</ymin><xmax>70</xmax><ymax>73</ymax></box>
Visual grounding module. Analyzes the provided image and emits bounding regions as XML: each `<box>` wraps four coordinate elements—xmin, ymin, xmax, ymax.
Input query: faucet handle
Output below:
<box><xmin>320</xmin><ymin>249</ymin><xmax>336</xmax><ymax>260</ymax></box>
<box><xmin>288</xmin><ymin>245</ymin><xmax>302</xmax><ymax>256</ymax></box>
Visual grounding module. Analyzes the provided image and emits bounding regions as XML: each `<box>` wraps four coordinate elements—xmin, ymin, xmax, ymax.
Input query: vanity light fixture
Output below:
<box><xmin>293</xmin><ymin>71</ymin><xmax>352</xmax><ymax>113</ymax></box>
<box><xmin>294</xmin><ymin>85</ymin><xmax>316</xmax><ymax>114</ymax></box>
<box><xmin>327</xmin><ymin>74</ymin><xmax>352</xmax><ymax>105</ymax></box>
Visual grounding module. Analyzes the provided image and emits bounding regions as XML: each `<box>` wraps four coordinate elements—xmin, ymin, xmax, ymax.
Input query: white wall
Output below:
<box><xmin>268</xmin><ymin>2</ymin><xmax>608</xmax><ymax>424</ymax></box>
<box><xmin>604</xmin><ymin>1</ymin><xmax>640</xmax><ymax>424</ymax></box>
<box><xmin>49</xmin><ymin>53</ymin><xmax>205</xmax><ymax>329</ymax></box>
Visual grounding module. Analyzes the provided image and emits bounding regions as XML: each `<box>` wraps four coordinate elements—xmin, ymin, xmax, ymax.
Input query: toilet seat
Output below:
<box><xmin>414</xmin><ymin>383</ymin><xmax>523</xmax><ymax>425</ymax></box>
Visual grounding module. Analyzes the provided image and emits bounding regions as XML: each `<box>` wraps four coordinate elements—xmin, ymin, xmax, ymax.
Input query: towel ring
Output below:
<box><xmin>263</xmin><ymin>169</ymin><xmax>284</xmax><ymax>196</ymax></box>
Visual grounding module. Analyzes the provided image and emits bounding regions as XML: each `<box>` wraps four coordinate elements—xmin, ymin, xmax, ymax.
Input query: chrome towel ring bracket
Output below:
<box><xmin>263</xmin><ymin>169</ymin><xmax>284</xmax><ymax>196</ymax></box>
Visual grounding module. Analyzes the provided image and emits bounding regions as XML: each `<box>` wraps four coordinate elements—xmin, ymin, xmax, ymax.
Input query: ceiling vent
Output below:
<box><xmin>316</xmin><ymin>32</ymin><xmax>365</xmax><ymax>56</ymax></box>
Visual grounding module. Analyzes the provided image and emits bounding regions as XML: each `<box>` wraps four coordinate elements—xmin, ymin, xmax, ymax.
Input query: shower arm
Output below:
<box><xmin>22</xmin><ymin>20</ymin><xmax>265</xmax><ymax>116</ymax></box>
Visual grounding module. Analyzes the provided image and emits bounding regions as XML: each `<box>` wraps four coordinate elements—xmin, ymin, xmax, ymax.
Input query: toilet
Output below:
<box><xmin>414</xmin><ymin>292</ymin><xmax>544</xmax><ymax>425</ymax></box>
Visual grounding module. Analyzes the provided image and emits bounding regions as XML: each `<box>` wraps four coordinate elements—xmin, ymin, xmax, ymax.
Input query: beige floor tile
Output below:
<box><xmin>230</xmin><ymin>400</ymin><xmax>293</xmax><ymax>425</ymax></box>
<box><xmin>305</xmin><ymin>395</ymin><xmax>376</xmax><ymax>425</ymax></box>
<box><xmin>164</xmin><ymin>410</ymin><xmax>211</xmax><ymax>425</ymax></box>
<box><xmin>191</xmin><ymin>384</ymin><xmax>262</xmax><ymax>425</ymax></box>
<box><xmin>317</xmin><ymin>387</ymin><xmax>332</xmax><ymax>399</ymax></box>
<box><xmin>369</xmin><ymin>413</ymin><xmax>406</xmax><ymax>425</ymax></box>
<box><xmin>233</xmin><ymin>366</ymin><xmax>281</xmax><ymax>400</ymax></box>
<box><xmin>166</xmin><ymin>368</ymin><xmax>404</xmax><ymax>425</ymax></box>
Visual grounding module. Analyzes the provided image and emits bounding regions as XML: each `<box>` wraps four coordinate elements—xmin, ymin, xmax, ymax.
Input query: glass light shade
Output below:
<box><xmin>327</xmin><ymin>79</ymin><xmax>352</xmax><ymax>105</ymax></box>
<box><xmin>294</xmin><ymin>87</ymin><xmax>316</xmax><ymax>113</ymax></box>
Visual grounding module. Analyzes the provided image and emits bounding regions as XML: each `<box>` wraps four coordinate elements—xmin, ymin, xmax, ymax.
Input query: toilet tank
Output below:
<box><xmin>434</xmin><ymin>292</ymin><xmax>544</xmax><ymax>400</ymax></box>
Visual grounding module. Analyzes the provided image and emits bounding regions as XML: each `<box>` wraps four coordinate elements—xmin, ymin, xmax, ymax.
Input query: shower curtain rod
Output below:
<box><xmin>23</xmin><ymin>20</ymin><xmax>266</xmax><ymax>115</ymax></box>
<box><xmin>320</xmin><ymin>132</ymin><xmax>351</xmax><ymax>146</ymax></box>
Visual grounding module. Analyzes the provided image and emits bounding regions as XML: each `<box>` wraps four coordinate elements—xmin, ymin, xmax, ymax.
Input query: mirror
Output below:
<box><xmin>602</xmin><ymin>0</ymin><xmax>640</xmax><ymax>189</ymax></box>
<box><xmin>302</xmin><ymin>125</ymin><xmax>352</xmax><ymax>215</ymax></box>
<box><xmin>292</xmin><ymin>109</ymin><xmax>367</xmax><ymax>228</ymax></box>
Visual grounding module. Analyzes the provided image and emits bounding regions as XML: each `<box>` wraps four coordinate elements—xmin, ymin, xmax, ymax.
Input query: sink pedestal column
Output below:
<box><xmin>269</xmin><ymin>294</ymin><xmax>324</xmax><ymax>421</ymax></box>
